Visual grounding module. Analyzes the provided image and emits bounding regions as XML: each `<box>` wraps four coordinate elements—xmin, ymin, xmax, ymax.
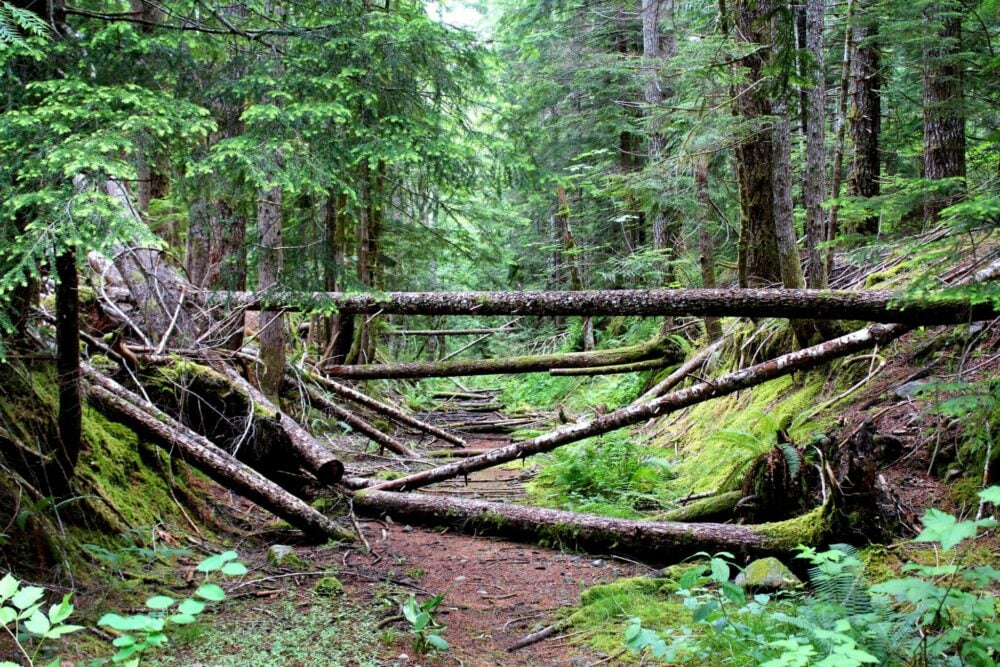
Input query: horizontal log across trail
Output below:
<box><xmin>365</xmin><ymin>322</ymin><xmax>910</xmax><ymax>492</ymax></box>
<box><xmin>210</xmin><ymin>287</ymin><xmax>1000</xmax><ymax>324</ymax></box>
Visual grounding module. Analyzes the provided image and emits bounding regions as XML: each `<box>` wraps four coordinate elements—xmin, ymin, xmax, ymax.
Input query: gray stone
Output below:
<box><xmin>266</xmin><ymin>544</ymin><xmax>297</xmax><ymax>567</ymax></box>
<box><xmin>735</xmin><ymin>557</ymin><xmax>802</xmax><ymax>592</ymax></box>
<box><xmin>894</xmin><ymin>380</ymin><xmax>927</xmax><ymax>400</ymax></box>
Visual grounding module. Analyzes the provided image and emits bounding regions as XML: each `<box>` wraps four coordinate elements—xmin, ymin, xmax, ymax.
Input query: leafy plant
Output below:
<box><xmin>97</xmin><ymin>551</ymin><xmax>248</xmax><ymax>665</ymax></box>
<box><xmin>0</xmin><ymin>573</ymin><xmax>83</xmax><ymax>667</ymax></box>
<box><xmin>400</xmin><ymin>592</ymin><xmax>448</xmax><ymax>654</ymax></box>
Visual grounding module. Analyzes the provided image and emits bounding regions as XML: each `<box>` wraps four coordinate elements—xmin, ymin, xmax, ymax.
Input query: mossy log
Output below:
<box><xmin>323</xmin><ymin>335</ymin><xmax>681</xmax><ymax>379</ymax></box>
<box><xmin>658</xmin><ymin>491</ymin><xmax>743</xmax><ymax>522</ymax></box>
<box><xmin>211</xmin><ymin>280</ymin><xmax>1000</xmax><ymax>324</ymax></box>
<box><xmin>302</xmin><ymin>383</ymin><xmax>417</xmax><ymax>458</ymax></box>
<box><xmin>305</xmin><ymin>372</ymin><xmax>466</xmax><ymax>446</ymax></box>
<box><xmin>368</xmin><ymin>322</ymin><xmax>910</xmax><ymax>492</ymax></box>
<box><xmin>83</xmin><ymin>369</ymin><xmax>352</xmax><ymax>541</ymax></box>
<box><xmin>352</xmin><ymin>490</ymin><xmax>825</xmax><ymax>562</ymax></box>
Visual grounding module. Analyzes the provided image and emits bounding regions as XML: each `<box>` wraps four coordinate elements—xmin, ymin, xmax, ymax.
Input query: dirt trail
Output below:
<box><xmin>342</xmin><ymin>399</ymin><xmax>647</xmax><ymax>665</ymax></box>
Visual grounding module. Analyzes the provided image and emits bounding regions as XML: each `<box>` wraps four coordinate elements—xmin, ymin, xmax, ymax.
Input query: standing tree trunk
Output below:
<box><xmin>772</xmin><ymin>99</ymin><xmax>806</xmax><ymax>292</ymax></box>
<box><xmin>826</xmin><ymin>0</ymin><xmax>855</xmax><ymax>276</ymax></box>
<box><xmin>733</xmin><ymin>0</ymin><xmax>781</xmax><ymax>288</ymax></box>
<box><xmin>922</xmin><ymin>2</ymin><xmax>966</xmax><ymax>222</ymax></box>
<box><xmin>257</xmin><ymin>185</ymin><xmax>285</xmax><ymax>401</ymax></box>
<box><xmin>555</xmin><ymin>185</ymin><xmax>593</xmax><ymax>349</ymax></box>
<box><xmin>54</xmin><ymin>248</ymin><xmax>80</xmax><ymax>494</ymax></box>
<box><xmin>847</xmin><ymin>0</ymin><xmax>880</xmax><ymax>236</ymax></box>
<box><xmin>803</xmin><ymin>0</ymin><xmax>827</xmax><ymax>288</ymax></box>
<box><xmin>694</xmin><ymin>156</ymin><xmax>722</xmax><ymax>340</ymax></box>
<box><xmin>643</xmin><ymin>0</ymin><xmax>680</xmax><ymax>262</ymax></box>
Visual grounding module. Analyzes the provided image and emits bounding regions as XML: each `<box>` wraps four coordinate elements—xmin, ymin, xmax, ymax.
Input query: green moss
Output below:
<box><xmin>755</xmin><ymin>505</ymin><xmax>830</xmax><ymax>551</ymax></box>
<box><xmin>658</xmin><ymin>491</ymin><xmax>741</xmax><ymax>522</ymax></box>
<box><xmin>76</xmin><ymin>406</ymin><xmax>182</xmax><ymax>530</ymax></box>
<box><xmin>314</xmin><ymin>576</ymin><xmax>344</xmax><ymax>596</ymax></box>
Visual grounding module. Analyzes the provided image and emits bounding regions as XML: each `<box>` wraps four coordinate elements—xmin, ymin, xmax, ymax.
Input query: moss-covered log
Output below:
<box><xmin>323</xmin><ymin>335</ymin><xmax>681</xmax><ymax>379</ymax></box>
<box><xmin>548</xmin><ymin>357</ymin><xmax>673</xmax><ymax>376</ymax></box>
<box><xmin>658</xmin><ymin>491</ymin><xmax>742</xmax><ymax>522</ymax></box>
<box><xmin>84</xmin><ymin>369</ymin><xmax>352</xmax><ymax>541</ymax></box>
<box><xmin>352</xmin><ymin>489</ymin><xmax>826</xmax><ymax>562</ymax></box>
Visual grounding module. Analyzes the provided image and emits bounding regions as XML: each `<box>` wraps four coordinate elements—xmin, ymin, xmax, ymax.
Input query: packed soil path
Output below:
<box><xmin>342</xmin><ymin>398</ymin><xmax>648</xmax><ymax>665</ymax></box>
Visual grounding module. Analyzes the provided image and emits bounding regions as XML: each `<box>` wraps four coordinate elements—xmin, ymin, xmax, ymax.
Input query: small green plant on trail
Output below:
<box><xmin>401</xmin><ymin>592</ymin><xmax>448</xmax><ymax>654</ymax></box>
<box><xmin>625</xmin><ymin>486</ymin><xmax>999</xmax><ymax>666</ymax></box>
<box><xmin>1</xmin><ymin>574</ymin><xmax>83</xmax><ymax>667</ymax></box>
<box><xmin>97</xmin><ymin>551</ymin><xmax>247</xmax><ymax>665</ymax></box>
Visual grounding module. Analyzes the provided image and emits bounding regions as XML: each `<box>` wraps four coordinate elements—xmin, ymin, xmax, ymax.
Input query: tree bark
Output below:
<box><xmin>772</xmin><ymin>99</ymin><xmax>806</xmax><ymax>292</ymax></box>
<box><xmin>548</xmin><ymin>357</ymin><xmax>673</xmax><ymax>376</ymax></box>
<box><xmin>803</xmin><ymin>0</ymin><xmax>827</xmax><ymax>288</ymax></box>
<box><xmin>732</xmin><ymin>0</ymin><xmax>781</xmax><ymax>287</ymax></box>
<box><xmin>323</xmin><ymin>336</ymin><xmax>682</xmax><ymax>379</ymax></box>
<box><xmin>694</xmin><ymin>156</ymin><xmax>722</xmax><ymax>340</ymax></box>
<box><xmin>847</xmin><ymin>0</ymin><xmax>880</xmax><ymax>235</ymax></box>
<box><xmin>257</xmin><ymin>185</ymin><xmax>285</xmax><ymax>401</ymax></box>
<box><xmin>367</xmin><ymin>321</ymin><xmax>912</xmax><ymax>493</ymax></box>
<box><xmin>302</xmin><ymin>383</ymin><xmax>417</xmax><ymax>458</ymax></box>
<box><xmin>922</xmin><ymin>2</ymin><xmax>966</xmax><ymax>222</ymax></box>
<box><xmin>636</xmin><ymin>339</ymin><xmax>722</xmax><ymax>402</ymax></box>
<box><xmin>352</xmin><ymin>489</ymin><xmax>808</xmax><ymax>561</ymax></box>
<box><xmin>827</xmin><ymin>0</ymin><xmax>855</xmax><ymax>275</ymax></box>
<box><xmin>213</xmin><ymin>287</ymin><xmax>1000</xmax><ymax>325</ymax></box>
<box><xmin>305</xmin><ymin>372</ymin><xmax>466</xmax><ymax>447</ymax></box>
<box><xmin>54</xmin><ymin>248</ymin><xmax>81</xmax><ymax>493</ymax></box>
<box><xmin>84</xmin><ymin>370</ymin><xmax>352</xmax><ymax>541</ymax></box>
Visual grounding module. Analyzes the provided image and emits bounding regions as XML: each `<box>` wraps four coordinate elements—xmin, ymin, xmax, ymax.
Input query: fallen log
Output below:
<box><xmin>431</xmin><ymin>390</ymin><xmax>499</xmax><ymax>400</ymax></box>
<box><xmin>387</xmin><ymin>327</ymin><xmax>516</xmax><ymax>336</ymax></box>
<box><xmin>635</xmin><ymin>339</ymin><xmax>723</xmax><ymax>402</ymax></box>
<box><xmin>301</xmin><ymin>383</ymin><xmax>417</xmax><ymax>458</ymax></box>
<box><xmin>83</xmin><ymin>370</ymin><xmax>352</xmax><ymax>541</ymax></box>
<box><xmin>351</xmin><ymin>490</ymin><xmax>825</xmax><ymax>560</ymax></box>
<box><xmin>367</xmin><ymin>322</ymin><xmax>910</xmax><ymax>492</ymax></box>
<box><xmin>210</xmin><ymin>286</ymin><xmax>1000</xmax><ymax>324</ymax></box>
<box><xmin>306</xmin><ymin>372</ymin><xmax>466</xmax><ymax>447</ymax></box>
<box><xmin>215</xmin><ymin>365</ymin><xmax>345</xmax><ymax>485</ymax></box>
<box><xmin>548</xmin><ymin>357</ymin><xmax>673</xmax><ymax>376</ymax></box>
<box><xmin>324</xmin><ymin>335</ymin><xmax>681</xmax><ymax>379</ymax></box>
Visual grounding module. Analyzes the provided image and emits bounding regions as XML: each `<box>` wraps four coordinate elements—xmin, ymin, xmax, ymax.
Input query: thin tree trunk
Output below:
<box><xmin>826</xmin><ymin>0</ymin><xmax>855</xmax><ymax>275</ymax></box>
<box><xmin>694</xmin><ymin>156</ymin><xmax>722</xmax><ymax>339</ymax></box>
<box><xmin>54</xmin><ymin>248</ymin><xmax>81</xmax><ymax>493</ymax></box>
<box><xmin>257</xmin><ymin>185</ymin><xmax>285</xmax><ymax>401</ymax></box>
<box><xmin>215</xmin><ymin>287</ymin><xmax>1000</xmax><ymax>325</ymax></box>
<box><xmin>772</xmin><ymin>100</ymin><xmax>806</xmax><ymax>291</ymax></box>
<box><xmin>803</xmin><ymin>0</ymin><xmax>827</xmax><ymax>287</ymax></box>
<box><xmin>847</xmin><ymin>0</ymin><xmax>880</xmax><ymax>235</ymax></box>
<box><xmin>324</xmin><ymin>336</ymin><xmax>681</xmax><ymax>379</ymax></box>
<box><xmin>303</xmin><ymin>384</ymin><xmax>416</xmax><ymax>458</ymax></box>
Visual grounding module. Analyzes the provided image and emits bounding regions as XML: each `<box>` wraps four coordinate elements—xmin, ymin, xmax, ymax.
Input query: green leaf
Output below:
<box><xmin>0</xmin><ymin>607</ymin><xmax>15</xmax><ymax>625</ymax></box>
<box><xmin>402</xmin><ymin>596</ymin><xmax>420</xmax><ymax>624</ymax></box>
<box><xmin>692</xmin><ymin>600</ymin><xmax>718</xmax><ymax>623</ymax></box>
<box><xmin>167</xmin><ymin>613</ymin><xmax>197</xmax><ymax>625</ymax></box>
<box><xmin>197</xmin><ymin>551</ymin><xmax>238</xmax><ymax>573</ymax></box>
<box><xmin>426</xmin><ymin>633</ymin><xmax>449</xmax><ymax>651</ymax></box>
<box><xmin>710</xmin><ymin>557</ymin><xmax>730</xmax><ymax>583</ymax></box>
<box><xmin>195</xmin><ymin>583</ymin><xmax>225</xmax><ymax>602</ymax></box>
<box><xmin>221</xmin><ymin>562</ymin><xmax>248</xmax><ymax>577</ymax></box>
<box><xmin>413</xmin><ymin>611</ymin><xmax>431</xmax><ymax>632</ymax></box>
<box><xmin>0</xmin><ymin>574</ymin><xmax>17</xmax><ymax>603</ymax></box>
<box><xmin>10</xmin><ymin>584</ymin><xmax>44</xmax><ymax>610</ymax></box>
<box><xmin>112</xmin><ymin>635</ymin><xmax>136</xmax><ymax>647</ymax></box>
<box><xmin>47</xmin><ymin>594</ymin><xmax>74</xmax><ymax>624</ymax></box>
<box><xmin>145</xmin><ymin>595</ymin><xmax>175</xmax><ymax>610</ymax></box>
<box><xmin>176</xmin><ymin>598</ymin><xmax>206</xmax><ymax>615</ymax></box>
<box><xmin>43</xmin><ymin>624</ymin><xmax>84</xmax><ymax>638</ymax></box>
<box><xmin>23</xmin><ymin>609</ymin><xmax>50</xmax><ymax>636</ymax></box>
<box><xmin>915</xmin><ymin>508</ymin><xmax>978</xmax><ymax>552</ymax></box>
<box><xmin>979</xmin><ymin>486</ymin><xmax>1000</xmax><ymax>504</ymax></box>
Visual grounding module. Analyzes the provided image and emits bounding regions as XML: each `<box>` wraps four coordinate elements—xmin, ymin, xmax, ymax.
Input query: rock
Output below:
<box><xmin>735</xmin><ymin>557</ymin><xmax>802</xmax><ymax>592</ymax></box>
<box><xmin>402</xmin><ymin>525</ymin><xmax>414</xmax><ymax>533</ymax></box>
<box><xmin>267</xmin><ymin>544</ymin><xmax>296</xmax><ymax>567</ymax></box>
<box><xmin>894</xmin><ymin>380</ymin><xmax>927</xmax><ymax>400</ymax></box>
<box><xmin>314</xmin><ymin>576</ymin><xmax>344</xmax><ymax>596</ymax></box>
<box><xmin>591</xmin><ymin>559</ymin><xmax>604</xmax><ymax>568</ymax></box>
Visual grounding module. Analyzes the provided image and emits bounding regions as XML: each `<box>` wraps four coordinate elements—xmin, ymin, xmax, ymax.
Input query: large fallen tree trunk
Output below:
<box><xmin>83</xmin><ymin>368</ymin><xmax>352</xmax><ymax>541</ymax></box>
<box><xmin>352</xmin><ymin>489</ymin><xmax>821</xmax><ymax>561</ymax></box>
<box><xmin>324</xmin><ymin>336</ymin><xmax>681</xmax><ymax>379</ymax></box>
<box><xmin>301</xmin><ymin>383</ymin><xmax>417</xmax><ymax>458</ymax></box>
<box><xmin>210</xmin><ymin>286</ymin><xmax>1000</xmax><ymax>324</ymax></box>
<box><xmin>548</xmin><ymin>357</ymin><xmax>673</xmax><ymax>376</ymax></box>
<box><xmin>215</xmin><ymin>365</ymin><xmax>345</xmax><ymax>485</ymax></box>
<box><xmin>304</xmin><ymin>372</ymin><xmax>466</xmax><ymax>447</ymax></box>
<box><xmin>366</xmin><ymin>322</ymin><xmax>910</xmax><ymax>492</ymax></box>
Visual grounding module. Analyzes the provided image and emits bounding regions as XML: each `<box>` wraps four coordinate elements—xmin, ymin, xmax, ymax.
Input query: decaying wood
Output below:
<box><xmin>302</xmin><ymin>383</ymin><xmax>417</xmax><ymax>458</ymax></box>
<box><xmin>306</xmin><ymin>372</ymin><xmax>466</xmax><ymax>446</ymax></box>
<box><xmin>367</xmin><ymin>322</ymin><xmax>910</xmax><ymax>492</ymax></box>
<box><xmin>83</xmin><ymin>367</ymin><xmax>352</xmax><ymax>541</ymax></box>
<box><xmin>216</xmin><ymin>365</ymin><xmax>345</xmax><ymax>485</ymax></box>
<box><xmin>548</xmin><ymin>357</ymin><xmax>672</xmax><ymax>376</ymax></box>
<box><xmin>387</xmin><ymin>327</ymin><xmax>516</xmax><ymax>336</ymax></box>
<box><xmin>352</xmin><ymin>489</ymin><xmax>794</xmax><ymax>560</ymax></box>
<box><xmin>324</xmin><ymin>336</ymin><xmax>680</xmax><ymax>379</ymax></box>
<box><xmin>211</xmin><ymin>286</ymin><xmax>1000</xmax><ymax>324</ymax></box>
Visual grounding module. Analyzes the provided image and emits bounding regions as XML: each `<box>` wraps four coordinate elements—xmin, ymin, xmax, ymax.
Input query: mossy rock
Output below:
<box><xmin>735</xmin><ymin>557</ymin><xmax>802</xmax><ymax>592</ymax></box>
<box><xmin>314</xmin><ymin>576</ymin><xmax>344</xmax><ymax>596</ymax></box>
<box><xmin>267</xmin><ymin>544</ymin><xmax>307</xmax><ymax>569</ymax></box>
